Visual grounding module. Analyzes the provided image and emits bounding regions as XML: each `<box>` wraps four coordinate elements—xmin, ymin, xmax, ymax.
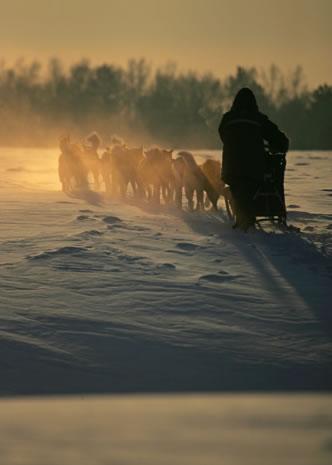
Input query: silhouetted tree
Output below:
<box><xmin>0</xmin><ymin>58</ymin><xmax>330</xmax><ymax>149</ymax></box>
<box><xmin>308</xmin><ymin>85</ymin><xmax>332</xmax><ymax>149</ymax></box>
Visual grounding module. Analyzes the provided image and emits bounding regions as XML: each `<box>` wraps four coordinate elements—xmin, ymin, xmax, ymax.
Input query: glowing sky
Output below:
<box><xmin>1</xmin><ymin>0</ymin><xmax>331</xmax><ymax>86</ymax></box>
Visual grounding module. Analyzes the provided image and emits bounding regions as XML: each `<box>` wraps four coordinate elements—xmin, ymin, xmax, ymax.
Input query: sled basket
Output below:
<box><xmin>253</xmin><ymin>153</ymin><xmax>287</xmax><ymax>222</ymax></box>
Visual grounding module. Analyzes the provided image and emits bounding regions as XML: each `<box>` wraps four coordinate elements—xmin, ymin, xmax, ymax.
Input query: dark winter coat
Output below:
<box><xmin>219</xmin><ymin>110</ymin><xmax>289</xmax><ymax>184</ymax></box>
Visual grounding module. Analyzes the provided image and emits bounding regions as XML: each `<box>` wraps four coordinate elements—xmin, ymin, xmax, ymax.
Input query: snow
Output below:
<box><xmin>0</xmin><ymin>147</ymin><xmax>331</xmax><ymax>463</ymax></box>
<box><xmin>0</xmin><ymin>148</ymin><xmax>331</xmax><ymax>395</ymax></box>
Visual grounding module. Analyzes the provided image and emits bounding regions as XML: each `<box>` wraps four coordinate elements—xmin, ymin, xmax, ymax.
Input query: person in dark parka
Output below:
<box><xmin>219</xmin><ymin>88</ymin><xmax>289</xmax><ymax>230</ymax></box>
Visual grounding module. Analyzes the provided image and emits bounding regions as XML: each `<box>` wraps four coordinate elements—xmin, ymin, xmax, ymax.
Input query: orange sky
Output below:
<box><xmin>1</xmin><ymin>0</ymin><xmax>331</xmax><ymax>87</ymax></box>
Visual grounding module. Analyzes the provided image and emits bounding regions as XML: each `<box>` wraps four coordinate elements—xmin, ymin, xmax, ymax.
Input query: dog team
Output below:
<box><xmin>58</xmin><ymin>132</ymin><xmax>234</xmax><ymax>215</ymax></box>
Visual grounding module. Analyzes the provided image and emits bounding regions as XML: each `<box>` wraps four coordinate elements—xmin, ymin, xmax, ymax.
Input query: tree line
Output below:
<box><xmin>0</xmin><ymin>58</ymin><xmax>331</xmax><ymax>149</ymax></box>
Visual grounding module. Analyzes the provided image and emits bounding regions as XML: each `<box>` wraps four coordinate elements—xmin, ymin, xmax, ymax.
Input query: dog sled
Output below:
<box><xmin>253</xmin><ymin>152</ymin><xmax>287</xmax><ymax>226</ymax></box>
<box><xmin>227</xmin><ymin>152</ymin><xmax>289</xmax><ymax>228</ymax></box>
